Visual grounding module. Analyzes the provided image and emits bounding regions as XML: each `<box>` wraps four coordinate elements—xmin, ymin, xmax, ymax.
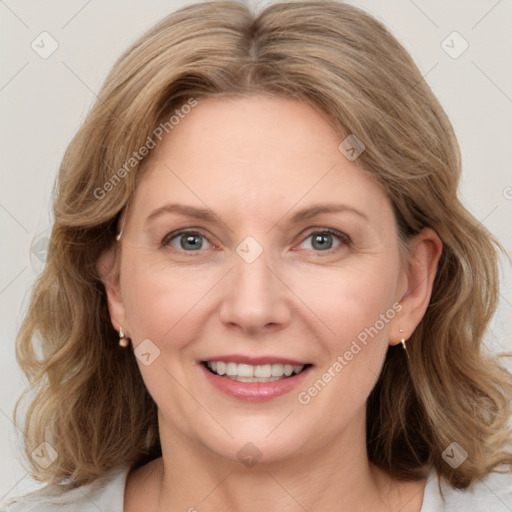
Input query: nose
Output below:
<box><xmin>218</xmin><ymin>246</ymin><xmax>292</xmax><ymax>336</ymax></box>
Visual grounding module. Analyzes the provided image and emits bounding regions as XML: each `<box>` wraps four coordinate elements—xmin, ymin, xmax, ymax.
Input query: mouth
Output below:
<box><xmin>201</xmin><ymin>360</ymin><xmax>312</xmax><ymax>383</ymax></box>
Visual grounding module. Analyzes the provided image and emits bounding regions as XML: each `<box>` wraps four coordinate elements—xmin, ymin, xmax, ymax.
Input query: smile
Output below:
<box><xmin>199</xmin><ymin>358</ymin><xmax>313</xmax><ymax>401</ymax></box>
<box><xmin>202</xmin><ymin>361</ymin><xmax>309</xmax><ymax>382</ymax></box>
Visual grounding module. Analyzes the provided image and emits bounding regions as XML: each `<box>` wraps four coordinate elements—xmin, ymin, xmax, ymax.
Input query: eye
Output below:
<box><xmin>162</xmin><ymin>230</ymin><xmax>214</xmax><ymax>251</ymax></box>
<box><xmin>161</xmin><ymin>228</ymin><xmax>349</xmax><ymax>253</ymax></box>
<box><xmin>298</xmin><ymin>229</ymin><xmax>350</xmax><ymax>252</ymax></box>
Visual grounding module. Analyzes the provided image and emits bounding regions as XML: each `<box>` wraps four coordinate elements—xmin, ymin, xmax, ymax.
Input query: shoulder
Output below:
<box><xmin>422</xmin><ymin>467</ymin><xmax>512</xmax><ymax>511</ymax></box>
<box><xmin>0</xmin><ymin>465</ymin><xmax>129</xmax><ymax>512</ymax></box>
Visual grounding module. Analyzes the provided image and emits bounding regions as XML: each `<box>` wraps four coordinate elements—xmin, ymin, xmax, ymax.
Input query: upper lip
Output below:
<box><xmin>200</xmin><ymin>355</ymin><xmax>311</xmax><ymax>366</ymax></box>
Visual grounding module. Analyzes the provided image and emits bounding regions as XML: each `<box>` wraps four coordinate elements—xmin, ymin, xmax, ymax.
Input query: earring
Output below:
<box><xmin>119</xmin><ymin>327</ymin><xmax>129</xmax><ymax>348</ymax></box>
<box><xmin>399</xmin><ymin>329</ymin><xmax>410</xmax><ymax>361</ymax></box>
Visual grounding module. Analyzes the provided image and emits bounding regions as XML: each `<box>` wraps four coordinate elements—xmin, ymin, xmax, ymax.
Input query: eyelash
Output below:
<box><xmin>160</xmin><ymin>228</ymin><xmax>351</xmax><ymax>255</ymax></box>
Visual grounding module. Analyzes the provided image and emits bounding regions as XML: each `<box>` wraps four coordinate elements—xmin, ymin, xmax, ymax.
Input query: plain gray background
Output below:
<box><xmin>1</xmin><ymin>0</ymin><xmax>511</xmax><ymax>502</ymax></box>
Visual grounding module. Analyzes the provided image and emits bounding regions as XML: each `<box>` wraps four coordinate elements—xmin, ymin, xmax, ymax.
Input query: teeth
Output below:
<box><xmin>271</xmin><ymin>363</ymin><xmax>284</xmax><ymax>377</ymax></box>
<box><xmin>216</xmin><ymin>361</ymin><xmax>226</xmax><ymax>375</ymax></box>
<box><xmin>254</xmin><ymin>365</ymin><xmax>271</xmax><ymax>378</ymax></box>
<box><xmin>237</xmin><ymin>364</ymin><xmax>254</xmax><ymax>378</ymax></box>
<box><xmin>236</xmin><ymin>376</ymin><xmax>281</xmax><ymax>382</ymax></box>
<box><xmin>226</xmin><ymin>362</ymin><xmax>238</xmax><ymax>376</ymax></box>
<box><xmin>205</xmin><ymin>361</ymin><xmax>305</xmax><ymax>379</ymax></box>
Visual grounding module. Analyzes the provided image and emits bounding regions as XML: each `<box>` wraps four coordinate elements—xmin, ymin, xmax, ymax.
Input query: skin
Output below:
<box><xmin>99</xmin><ymin>95</ymin><xmax>442</xmax><ymax>511</ymax></box>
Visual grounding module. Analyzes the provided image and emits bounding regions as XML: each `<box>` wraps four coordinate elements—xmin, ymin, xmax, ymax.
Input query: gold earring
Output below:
<box><xmin>399</xmin><ymin>329</ymin><xmax>410</xmax><ymax>360</ymax></box>
<box><xmin>119</xmin><ymin>327</ymin><xmax>129</xmax><ymax>348</ymax></box>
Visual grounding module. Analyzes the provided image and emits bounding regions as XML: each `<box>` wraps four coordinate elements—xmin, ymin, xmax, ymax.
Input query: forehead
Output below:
<box><xmin>128</xmin><ymin>95</ymin><xmax>393</xmax><ymax>228</ymax></box>
<box><xmin>153</xmin><ymin>95</ymin><xmax>344</xmax><ymax>167</ymax></box>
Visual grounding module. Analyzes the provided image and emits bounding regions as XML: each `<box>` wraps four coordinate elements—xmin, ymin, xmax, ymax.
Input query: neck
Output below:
<box><xmin>142</xmin><ymin>409</ymin><xmax>419</xmax><ymax>512</ymax></box>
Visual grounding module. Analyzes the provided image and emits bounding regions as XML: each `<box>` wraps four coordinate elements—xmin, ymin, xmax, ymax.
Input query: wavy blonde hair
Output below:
<box><xmin>15</xmin><ymin>0</ymin><xmax>512</xmax><ymax>489</ymax></box>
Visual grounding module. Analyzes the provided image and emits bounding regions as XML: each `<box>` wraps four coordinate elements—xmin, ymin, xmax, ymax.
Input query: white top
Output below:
<box><xmin>2</xmin><ymin>466</ymin><xmax>512</xmax><ymax>511</ymax></box>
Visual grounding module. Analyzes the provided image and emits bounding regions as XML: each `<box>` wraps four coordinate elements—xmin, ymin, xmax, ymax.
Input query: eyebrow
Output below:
<box><xmin>145</xmin><ymin>202</ymin><xmax>369</xmax><ymax>225</ymax></box>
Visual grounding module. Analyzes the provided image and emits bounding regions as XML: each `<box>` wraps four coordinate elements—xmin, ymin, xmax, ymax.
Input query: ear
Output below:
<box><xmin>389</xmin><ymin>227</ymin><xmax>443</xmax><ymax>345</ymax></box>
<box><xmin>97</xmin><ymin>244</ymin><xmax>127</xmax><ymax>335</ymax></box>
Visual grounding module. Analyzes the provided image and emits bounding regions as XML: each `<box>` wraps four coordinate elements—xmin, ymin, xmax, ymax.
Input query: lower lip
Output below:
<box><xmin>199</xmin><ymin>363</ymin><xmax>312</xmax><ymax>402</ymax></box>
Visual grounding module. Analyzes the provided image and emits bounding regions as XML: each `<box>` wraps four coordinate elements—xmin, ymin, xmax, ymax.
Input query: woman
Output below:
<box><xmin>4</xmin><ymin>1</ymin><xmax>512</xmax><ymax>510</ymax></box>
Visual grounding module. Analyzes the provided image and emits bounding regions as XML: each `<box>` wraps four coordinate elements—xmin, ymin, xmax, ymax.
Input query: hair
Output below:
<box><xmin>15</xmin><ymin>0</ymin><xmax>512</xmax><ymax>490</ymax></box>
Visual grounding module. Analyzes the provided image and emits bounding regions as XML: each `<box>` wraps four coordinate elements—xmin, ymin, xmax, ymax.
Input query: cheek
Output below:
<box><xmin>120</xmin><ymin>251</ymin><xmax>222</xmax><ymax>344</ymax></box>
<box><xmin>292</xmin><ymin>265</ymin><xmax>398</xmax><ymax>419</ymax></box>
<box><xmin>292</xmin><ymin>257</ymin><xmax>399</xmax><ymax>345</ymax></box>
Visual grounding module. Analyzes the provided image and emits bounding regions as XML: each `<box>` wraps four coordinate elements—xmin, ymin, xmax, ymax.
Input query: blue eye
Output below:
<box><xmin>299</xmin><ymin>229</ymin><xmax>349</xmax><ymax>251</ymax></box>
<box><xmin>163</xmin><ymin>231</ymin><xmax>212</xmax><ymax>251</ymax></box>
<box><xmin>162</xmin><ymin>228</ymin><xmax>349</xmax><ymax>253</ymax></box>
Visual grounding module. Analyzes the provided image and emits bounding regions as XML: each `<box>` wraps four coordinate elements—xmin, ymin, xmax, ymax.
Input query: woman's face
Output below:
<box><xmin>104</xmin><ymin>95</ymin><xmax>435</xmax><ymax>464</ymax></box>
